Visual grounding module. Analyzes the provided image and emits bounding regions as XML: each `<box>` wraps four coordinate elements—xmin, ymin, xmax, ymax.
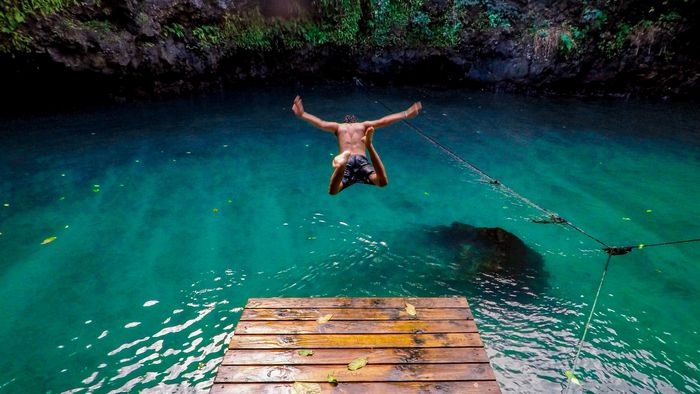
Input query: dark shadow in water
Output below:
<box><xmin>424</xmin><ymin>222</ymin><xmax>549</xmax><ymax>297</ymax></box>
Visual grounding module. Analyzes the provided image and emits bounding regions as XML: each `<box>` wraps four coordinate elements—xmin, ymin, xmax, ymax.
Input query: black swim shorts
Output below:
<box><xmin>342</xmin><ymin>154</ymin><xmax>376</xmax><ymax>187</ymax></box>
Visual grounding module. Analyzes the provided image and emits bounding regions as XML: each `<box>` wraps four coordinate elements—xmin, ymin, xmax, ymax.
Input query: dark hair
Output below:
<box><xmin>344</xmin><ymin>114</ymin><xmax>358</xmax><ymax>123</ymax></box>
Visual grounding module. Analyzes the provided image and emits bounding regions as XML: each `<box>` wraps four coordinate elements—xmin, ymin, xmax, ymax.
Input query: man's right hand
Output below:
<box><xmin>292</xmin><ymin>96</ymin><xmax>304</xmax><ymax>117</ymax></box>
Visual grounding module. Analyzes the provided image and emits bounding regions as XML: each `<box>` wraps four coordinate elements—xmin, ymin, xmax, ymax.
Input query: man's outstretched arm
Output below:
<box><xmin>364</xmin><ymin>101</ymin><xmax>422</xmax><ymax>129</ymax></box>
<box><xmin>292</xmin><ymin>96</ymin><xmax>339</xmax><ymax>133</ymax></box>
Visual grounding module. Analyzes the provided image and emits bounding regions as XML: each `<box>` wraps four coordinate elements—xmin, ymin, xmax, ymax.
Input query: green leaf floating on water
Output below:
<box><xmin>298</xmin><ymin>349</ymin><xmax>314</xmax><ymax>357</ymax></box>
<box><xmin>565</xmin><ymin>370</ymin><xmax>581</xmax><ymax>385</ymax></box>
<box><xmin>41</xmin><ymin>236</ymin><xmax>57</xmax><ymax>245</ymax></box>
<box><xmin>347</xmin><ymin>357</ymin><xmax>368</xmax><ymax>371</ymax></box>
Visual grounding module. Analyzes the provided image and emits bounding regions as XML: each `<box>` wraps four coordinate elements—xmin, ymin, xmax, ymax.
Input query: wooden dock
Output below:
<box><xmin>211</xmin><ymin>297</ymin><xmax>500</xmax><ymax>393</ymax></box>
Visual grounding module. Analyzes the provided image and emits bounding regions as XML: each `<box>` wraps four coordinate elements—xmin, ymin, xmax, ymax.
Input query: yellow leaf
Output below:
<box><xmin>347</xmin><ymin>357</ymin><xmax>368</xmax><ymax>371</ymax></box>
<box><xmin>317</xmin><ymin>314</ymin><xmax>333</xmax><ymax>324</ymax></box>
<box><xmin>565</xmin><ymin>370</ymin><xmax>581</xmax><ymax>385</ymax></box>
<box><xmin>298</xmin><ymin>349</ymin><xmax>314</xmax><ymax>356</ymax></box>
<box><xmin>327</xmin><ymin>373</ymin><xmax>337</xmax><ymax>383</ymax></box>
<box><xmin>405</xmin><ymin>302</ymin><xmax>416</xmax><ymax>316</ymax></box>
<box><xmin>41</xmin><ymin>236</ymin><xmax>57</xmax><ymax>245</ymax></box>
<box><xmin>291</xmin><ymin>382</ymin><xmax>321</xmax><ymax>394</ymax></box>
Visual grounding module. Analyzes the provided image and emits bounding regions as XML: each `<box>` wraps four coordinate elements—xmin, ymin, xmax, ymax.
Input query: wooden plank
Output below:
<box><xmin>222</xmin><ymin>347</ymin><xmax>490</xmax><ymax>365</ymax></box>
<box><xmin>229</xmin><ymin>333</ymin><xmax>482</xmax><ymax>349</ymax></box>
<box><xmin>234</xmin><ymin>320</ymin><xmax>478</xmax><ymax>334</ymax></box>
<box><xmin>211</xmin><ymin>381</ymin><xmax>501</xmax><ymax>393</ymax></box>
<box><xmin>246</xmin><ymin>297</ymin><xmax>469</xmax><ymax>309</ymax></box>
<box><xmin>214</xmin><ymin>363</ymin><xmax>496</xmax><ymax>383</ymax></box>
<box><xmin>240</xmin><ymin>308</ymin><xmax>472</xmax><ymax>321</ymax></box>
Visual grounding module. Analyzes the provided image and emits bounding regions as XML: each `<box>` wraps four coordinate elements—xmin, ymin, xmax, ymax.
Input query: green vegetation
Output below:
<box><xmin>164</xmin><ymin>23</ymin><xmax>185</xmax><ymax>39</ymax></box>
<box><xmin>83</xmin><ymin>19</ymin><xmax>111</xmax><ymax>32</ymax></box>
<box><xmin>1</xmin><ymin>0</ymin><xmax>74</xmax><ymax>52</ymax></box>
<box><xmin>0</xmin><ymin>0</ymin><xmax>690</xmax><ymax>60</ymax></box>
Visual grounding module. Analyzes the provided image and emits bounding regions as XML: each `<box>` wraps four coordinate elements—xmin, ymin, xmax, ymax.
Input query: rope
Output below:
<box><xmin>365</xmin><ymin>89</ymin><xmax>610</xmax><ymax>248</ymax></box>
<box><xmin>350</xmin><ymin>80</ymin><xmax>699</xmax><ymax>388</ymax></box>
<box><xmin>625</xmin><ymin>237</ymin><xmax>700</xmax><ymax>249</ymax></box>
<box><xmin>564</xmin><ymin>254</ymin><xmax>612</xmax><ymax>392</ymax></box>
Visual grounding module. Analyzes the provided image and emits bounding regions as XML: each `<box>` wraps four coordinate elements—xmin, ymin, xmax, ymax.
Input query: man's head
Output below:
<box><xmin>343</xmin><ymin>114</ymin><xmax>358</xmax><ymax>123</ymax></box>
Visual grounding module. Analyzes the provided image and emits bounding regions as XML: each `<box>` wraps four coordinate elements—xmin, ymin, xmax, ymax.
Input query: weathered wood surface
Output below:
<box><xmin>240</xmin><ymin>307</ymin><xmax>472</xmax><ymax>321</ymax></box>
<box><xmin>234</xmin><ymin>319</ymin><xmax>477</xmax><ymax>334</ymax></box>
<box><xmin>246</xmin><ymin>297</ymin><xmax>469</xmax><ymax>309</ymax></box>
<box><xmin>216</xmin><ymin>364</ymin><xmax>496</xmax><ymax>382</ymax></box>
<box><xmin>210</xmin><ymin>381</ymin><xmax>502</xmax><ymax>394</ymax></box>
<box><xmin>212</xmin><ymin>297</ymin><xmax>500</xmax><ymax>394</ymax></box>
<box><xmin>222</xmin><ymin>348</ymin><xmax>490</xmax><ymax>365</ymax></box>
<box><xmin>229</xmin><ymin>333</ymin><xmax>483</xmax><ymax>349</ymax></box>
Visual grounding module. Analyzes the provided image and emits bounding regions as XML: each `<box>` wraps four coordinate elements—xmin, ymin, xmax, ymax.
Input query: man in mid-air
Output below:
<box><xmin>292</xmin><ymin>96</ymin><xmax>422</xmax><ymax>195</ymax></box>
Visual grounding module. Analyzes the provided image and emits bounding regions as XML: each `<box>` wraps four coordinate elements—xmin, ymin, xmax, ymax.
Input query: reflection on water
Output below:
<box><xmin>61</xmin><ymin>271</ymin><xmax>244</xmax><ymax>393</ymax></box>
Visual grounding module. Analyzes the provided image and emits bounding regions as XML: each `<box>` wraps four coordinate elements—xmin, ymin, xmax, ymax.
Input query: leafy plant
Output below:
<box><xmin>84</xmin><ymin>19</ymin><xmax>112</xmax><ymax>32</ymax></box>
<box><xmin>1</xmin><ymin>0</ymin><xmax>75</xmax><ymax>52</ymax></box>
<box><xmin>487</xmin><ymin>11</ymin><xmax>510</xmax><ymax>28</ymax></box>
<box><xmin>582</xmin><ymin>8</ymin><xmax>607</xmax><ymax>30</ymax></box>
<box><xmin>192</xmin><ymin>25</ymin><xmax>223</xmax><ymax>49</ymax></box>
<box><xmin>560</xmin><ymin>32</ymin><xmax>573</xmax><ymax>52</ymax></box>
<box><xmin>164</xmin><ymin>23</ymin><xmax>185</xmax><ymax>39</ymax></box>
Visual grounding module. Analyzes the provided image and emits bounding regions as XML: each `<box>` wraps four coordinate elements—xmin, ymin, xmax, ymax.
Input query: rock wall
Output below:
<box><xmin>1</xmin><ymin>0</ymin><xmax>698</xmax><ymax>102</ymax></box>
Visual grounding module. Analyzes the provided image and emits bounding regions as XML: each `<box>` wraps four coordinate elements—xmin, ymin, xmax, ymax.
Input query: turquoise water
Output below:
<box><xmin>1</xmin><ymin>86</ymin><xmax>699</xmax><ymax>393</ymax></box>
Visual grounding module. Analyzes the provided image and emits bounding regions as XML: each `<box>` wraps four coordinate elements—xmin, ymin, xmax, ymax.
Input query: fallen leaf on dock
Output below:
<box><xmin>291</xmin><ymin>382</ymin><xmax>321</xmax><ymax>394</ymax></box>
<box><xmin>405</xmin><ymin>303</ymin><xmax>416</xmax><ymax>316</ymax></box>
<box><xmin>317</xmin><ymin>314</ymin><xmax>333</xmax><ymax>324</ymax></box>
<box><xmin>347</xmin><ymin>357</ymin><xmax>368</xmax><ymax>371</ymax></box>
<box><xmin>327</xmin><ymin>373</ymin><xmax>337</xmax><ymax>383</ymax></box>
<box><xmin>298</xmin><ymin>349</ymin><xmax>314</xmax><ymax>357</ymax></box>
<box><xmin>41</xmin><ymin>236</ymin><xmax>57</xmax><ymax>245</ymax></box>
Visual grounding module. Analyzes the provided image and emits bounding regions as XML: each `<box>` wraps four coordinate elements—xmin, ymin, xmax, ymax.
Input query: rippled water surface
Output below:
<box><xmin>1</xmin><ymin>86</ymin><xmax>699</xmax><ymax>393</ymax></box>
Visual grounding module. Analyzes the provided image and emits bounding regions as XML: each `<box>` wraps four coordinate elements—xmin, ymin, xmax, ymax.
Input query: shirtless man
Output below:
<box><xmin>292</xmin><ymin>96</ymin><xmax>422</xmax><ymax>195</ymax></box>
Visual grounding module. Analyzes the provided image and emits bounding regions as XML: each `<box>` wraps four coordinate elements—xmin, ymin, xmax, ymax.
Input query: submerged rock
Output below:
<box><xmin>428</xmin><ymin>222</ymin><xmax>547</xmax><ymax>289</ymax></box>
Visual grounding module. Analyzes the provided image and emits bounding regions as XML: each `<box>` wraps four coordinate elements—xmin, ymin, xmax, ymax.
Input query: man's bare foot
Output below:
<box><xmin>333</xmin><ymin>150</ymin><xmax>351</xmax><ymax>168</ymax></box>
<box><xmin>361</xmin><ymin>127</ymin><xmax>375</xmax><ymax>147</ymax></box>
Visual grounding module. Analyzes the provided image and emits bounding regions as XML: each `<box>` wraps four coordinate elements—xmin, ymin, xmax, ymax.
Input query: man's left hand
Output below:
<box><xmin>405</xmin><ymin>101</ymin><xmax>422</xmax><ymax>118</ymax></box>
<box><xmin>292</xmin><ymin>96</ymin><xmax>305</xmax><ymax>117</ymax></box>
